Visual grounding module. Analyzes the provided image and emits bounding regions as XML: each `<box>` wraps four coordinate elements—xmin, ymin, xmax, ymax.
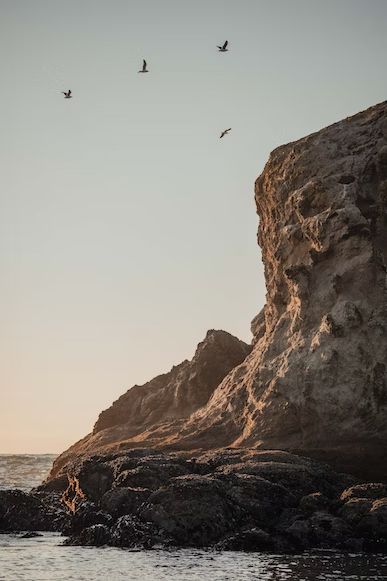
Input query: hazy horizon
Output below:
<box><xmin>1</xmin><ymin>0</ymin><xmax>387</xmax><ymax>453</ymax></box>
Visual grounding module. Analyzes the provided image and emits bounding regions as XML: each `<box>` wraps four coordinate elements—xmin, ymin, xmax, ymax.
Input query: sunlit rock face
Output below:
<box><xmin>50</xmin><ymin>101</ymin><xmax>387</xmax><ymax>482</ymax></box>
<box><xmin>170</xmin><ymin>101</ymin><xmax>387</xmax><ymax>470</ymax></box>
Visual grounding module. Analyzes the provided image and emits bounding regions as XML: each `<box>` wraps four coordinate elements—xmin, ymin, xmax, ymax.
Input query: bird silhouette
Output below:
<box><xmin>138</xmin><ymin>59</ymin><xmax>149</xmax><ymax>73</ymax></box>
<box><xmin>220</xmin><ymin>128</ymin><xmax>232</xmax><ymax>138</ymax></box>
<box><xmin>217</xmin><ymin>40</ymin><xmax>229</xmax><ymax>52</ymax></box>
<box><xmin>61</xmin><ymin>90</ymin><xmax>72</xmax><ymax>99</ymax></box>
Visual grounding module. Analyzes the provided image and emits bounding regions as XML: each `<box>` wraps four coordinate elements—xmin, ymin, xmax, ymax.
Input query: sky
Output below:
<box><xmin>1</xmin><ymin>0</ymin><xmax>386</xmax><ymax>454</ymax></box>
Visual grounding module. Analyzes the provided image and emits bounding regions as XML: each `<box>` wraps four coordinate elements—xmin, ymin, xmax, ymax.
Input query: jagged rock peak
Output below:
<box><xmin>48</xmin><ymin>330</ymin><xmax>251</xmax><ymax>478</ymax></box>
<box><xmin>93</xmin><ymin>328</ymin><xmax>251</xmax><ymax>435</ymax></box>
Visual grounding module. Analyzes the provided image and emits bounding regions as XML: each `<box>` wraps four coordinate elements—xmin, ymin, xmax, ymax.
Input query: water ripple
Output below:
<box><xmin>0</xmin><ymin>454</ymin><xmax>56</xmax><ymax>492</ymax></box>
<box><xmin>0</xmin><ymin>534</ymin><xmax>386</xmax><ymax>581</ymax></box>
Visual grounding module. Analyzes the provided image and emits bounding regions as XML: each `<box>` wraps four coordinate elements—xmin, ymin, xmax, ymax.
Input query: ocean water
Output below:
<box><xmin>1</xmin><ymin>455</ymin><xmax>387</xmax><ymax>581</ymax></box>
<box><xmin>0</xmin><ymin>454</ymin><xmax>57</xmax><ymax>491</ymax></box>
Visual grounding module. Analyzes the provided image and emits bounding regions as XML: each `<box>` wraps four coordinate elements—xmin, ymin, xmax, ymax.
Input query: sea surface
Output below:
<box><xmin>1</xmin><ymin>454</ymin><xmax>387</xmax><ymax>581</ymax></box>
<box><xmin>0</xmin><ymin>454</ymin><xmax>57</xmax><ymax>492</ymax></box>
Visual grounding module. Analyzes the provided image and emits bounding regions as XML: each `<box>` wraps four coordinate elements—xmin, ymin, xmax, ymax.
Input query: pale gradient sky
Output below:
<box><xmin>1</xmin><ymin>0</ymin><xmax>386</xmax><ymax>453</ymax></box>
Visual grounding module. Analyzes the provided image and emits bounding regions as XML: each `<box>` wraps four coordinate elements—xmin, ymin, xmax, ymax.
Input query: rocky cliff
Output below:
<box><xmin>50</xmin><ymin>101</ymin><xmax>387</xmax><ymax>481</ymax></box>
<box><xmin>168</xmin><ymin>101</ymin><xmax>387</xmax><ymax>461</ymax></box>
<box><xmin>50</xmin><ymin>330</ymin><xmax>251</xmax><ymax>477</ymax></box>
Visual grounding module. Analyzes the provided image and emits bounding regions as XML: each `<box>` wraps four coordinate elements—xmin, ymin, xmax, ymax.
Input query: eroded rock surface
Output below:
<box><xmin>165</xmin><ymin>101</ymin><xmax>387</xmax><ymax>477</ymax></box>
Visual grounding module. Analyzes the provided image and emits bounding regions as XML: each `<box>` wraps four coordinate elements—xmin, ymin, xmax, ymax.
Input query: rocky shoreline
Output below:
<box><xmin>1</xmin><ymin>448</ymin><xmax>387</xmax><ymax>553</ymax></box>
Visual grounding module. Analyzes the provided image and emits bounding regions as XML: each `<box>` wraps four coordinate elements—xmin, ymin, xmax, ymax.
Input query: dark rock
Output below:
<box><xmin>27</xmin><ymin>448</ymin><xmax>387</xmax><ymax>552</ymax></box>
<box><xmin>215</xmin><ymin>459</ymin><xmax>345</xmax><ymax>499</ymax></box>
<box><xmin>220</xmin><ymin>473</ymin><xmax>296</xmax><ymax>524</ymax></box>
<box><xmin>110</xmin><ymin>515</ymin><xmax>164</xmax><ymax>549</ymax></box>
<box><xmin>65</xmin><ymin>524</ymin><xmax>111</xmax><ymax>547</ymax></box>
<box><xmin>140</xmin><ymin>475</ymin><xmax>236</xmax><ymax>547</ymax></box>
<box><xmin>308</xmin><ymin>512</ymin><xmax>351</xmax><ymax>548</ymax></box>
<box><xmin>0</xmin><ymin>490</ymin><xmax>65</xmax><ymax>532</ymax></box>
<box><xmin>75</xmin><ymin>460</ymin><xmax>114</xmax><ymax>501</ymax></box>
<box><xmin>363</xmin><ymin>537</ymin><xmax>387</xmax><ymax>553</ymax></box>
<box><xmin>284</xmin><ymin>517</ymin><xmax>310</xmax><ymax>550</ymax></box>
<box><xmin>299</xmin><ymin>492</ymin><xmax>333</xmax><ymax>514</ymax></box>
<box><xmin>340</xmin><ymin>498</ymin><xmax>373</xmax><ymax>525</ymax></box>
<box><xmin>19</xmin><ymin>531</ymin><xmax>43</xmax><ymax>538</ymax></box>
<box><xmin>64</xmin><ymin>501</ymin><xmax>112</xmax><ymax>535</ymax></box>
<box><xmin>284</xmin><ymin>511</ymin><xmax>351</xmax><ymax>551</ymax></box>
<box><xmin>358</xmin><ymin>498</ymin><xmax>387</xmax><ymax>538</ymax></box>
<box><xmin>34</xmin><ymin>475</ymin><xmax>69</xmax><ymax>493</ymax></box>
<box><xmin>216</xmin><ymin>527</ymin><xmax>273</xmax><ymax>551</ymax></box>
<box><xmin>113</xmin><ymin>462</ymin><xmax>188</xmax><ymax>489</ymax></box>
<box><xmin>340</xmin><ymin>483</ymin><xmax>387</xmax><ymax>502</ymax></box>
<box><xmin>101</xmin><ymin>487</ymin><xmax>151</xmax><ymax>518</ymax></box>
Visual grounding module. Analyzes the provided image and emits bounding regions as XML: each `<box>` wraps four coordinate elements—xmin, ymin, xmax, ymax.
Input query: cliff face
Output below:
<box><xmin>168</xmin><ymin>101</ymin><xmax>387</xmax><ymax>461</ymax></box>
<box><xmin>51</xmin><ymin>101</ymin><xmax>387</xmax><ymax>481</ymax></box>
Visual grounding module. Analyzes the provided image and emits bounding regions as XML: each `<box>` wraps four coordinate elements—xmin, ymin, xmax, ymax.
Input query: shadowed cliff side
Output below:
<box><xmin>49</xmin><ymin>330</ymin><xmax>251</xmax><ymax>478</ymax></box>
<box><xmin>50</xmin><ymin>101</ymin><xmax>387</xmax><ymax>482</ymax></box>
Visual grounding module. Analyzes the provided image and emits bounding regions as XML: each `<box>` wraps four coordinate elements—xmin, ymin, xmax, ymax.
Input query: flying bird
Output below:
<box><xmin>61</xmin><ymin>90</ymin><xmax>72</xmax><ymax>99</ymax></box>
<box><xmin>138</xmin><ymin>59</ymin><xmax>149</xmax><ymax>73</ymax></box>
<box><xmin>220</xmin><ymin>128</ymin><xmax>232</xmax><ymax>138</ymax></box>
<box><xmin>217</xmin><ymin>40</ymin><xmax>229</xmax><ymax>52</ymax></box>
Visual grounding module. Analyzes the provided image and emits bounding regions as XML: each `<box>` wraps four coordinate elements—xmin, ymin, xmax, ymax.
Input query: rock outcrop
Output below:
<box><xmin>34</xmin><ymin>449</ymin><xmax>387</xmax><ymax>551</ymax></box>
<box><xmin>5</xmin><ymin>449</ymin><xmax>387</xmax><ymax>552</ymax></box>
<box><xmin>50</xmin><ymin>330</ymin><xmax>251</xmax><ymax>478</ymax></box>
<box><xmin>50</xmin><ymin>101</ymin><xmax>387</xmax><ymax>482</ymax></box>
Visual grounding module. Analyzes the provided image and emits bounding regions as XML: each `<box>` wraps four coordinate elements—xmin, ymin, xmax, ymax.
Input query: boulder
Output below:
<box><xmin>64</xmin><ymin>501</ymin><xmax>112</xmax><ymax>535</ymax></box>
<box><xmin>358</xmin><ymin>498</ymin><xmax>387</xmax><ymax>538</ymax></box>
<box><xmin>216</xmin><ymin>527</ymin><xmax>274</xmax><ymax>551</ymax></box>
<box><xmin>340</xmin><ymin>483</ymin><xmax>387</xmax><ymax>502</ymax></box>
<box><xmin>113</xmin><ymin>462</ymin><xmax>189</xmax><ymax>489</ymax></box>
<box><xmin>110</xmin><ymin>515</ymin><xmax>165</xmax><ymax>549</ymax></box>
<box><xmin>284</xmin><ymin>511</ymin><xmax>351</xmax><ymax>550</ymax></box>
<box><xmin>140</xmin><ymin>475</ymin><xmax>236</xmax><ymax>547</ymax></box>
<box><xmin>340</xmin><ymin>498</ymin><xmax>373</xmax><ymax>525</ymax></box>
<box><xmin>65</xmin><ymin>523</ymin><xmax>111</xmax><ymax>547</ymax></box>
<box><xmin>299</xmin><ymin>492</ymin><xmax>333</xmax><ymax>514</ymax></box>
<box><xmin>0</xmin><ymin>490</ymin><xmax>65</xmax><ymax>532</ymax></box>
<box><xmin>101</xmin><ymin>487</ymin><xmax>151</xmax><ymax>518</ymax></box>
